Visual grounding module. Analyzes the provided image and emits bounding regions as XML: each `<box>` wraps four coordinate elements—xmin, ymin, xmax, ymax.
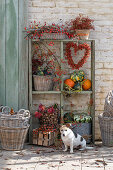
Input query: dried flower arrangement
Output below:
<box><xmin>69</xmin><ymin>14</ymin><xmax>94</xmax><ymax>31</ymax></box>
<box><xmin>34</xmin><ymin>103</ymin><xmax>60</xmax><ymax>129</ymax></box>
<box><xmin>24</xmin><ymin>22</ymin><xmax>70</xmax><ymax>39</ymax></box>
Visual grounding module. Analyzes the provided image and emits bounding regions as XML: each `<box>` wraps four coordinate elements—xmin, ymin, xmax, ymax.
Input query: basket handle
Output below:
<box><xmin>103</xmin><ymin>111</ymin><xmax>111</xmax><ymax>117</ymax></box>
<box><xmin>2</xmin><ymin>106</ymin><xmax>10</xmax><ymax>114</ymax></box>
<box><xmin>18</xmin><ymin>109</ymin><xmax>30</xmax><ymax>119</ymax></box>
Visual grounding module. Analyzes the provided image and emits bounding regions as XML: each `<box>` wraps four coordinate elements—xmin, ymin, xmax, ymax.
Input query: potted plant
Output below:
<box><xmin>69</xmin><ymin>14</ymin><xmax>94</xmax><ymax>39</ymax></box>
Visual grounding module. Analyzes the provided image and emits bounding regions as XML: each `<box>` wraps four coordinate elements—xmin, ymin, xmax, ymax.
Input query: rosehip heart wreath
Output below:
<box><xmin>65</xmin><ymin>42</ymin><xmax>91</xmax><ymax>70</ymax></box>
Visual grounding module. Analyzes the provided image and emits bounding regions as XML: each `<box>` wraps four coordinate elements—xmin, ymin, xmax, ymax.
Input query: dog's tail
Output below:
<box><xmin>85</xmin><ymin>146</ymin><xmax>94</xmax><ymax>150</ymax></box>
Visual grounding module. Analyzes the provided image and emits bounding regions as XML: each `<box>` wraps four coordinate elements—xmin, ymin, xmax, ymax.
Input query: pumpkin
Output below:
<box><xmin>64</xmin><ymin>79</ymin><xmax>75</xmax><ymax>88</ymax></box>
<box><xmin>71</xmin><ymin>72</ymin><xmax>77</xmax><ymax>82</ymax></box>
<box><xmin>78</xmin><ymin>70</ymin><xmax>85</xmax><ymax>81</ymax></box>
<box><xmin>74</xmin><ymin>82</ymin><xmax>82</xmax><ymax>90</ymax></box>
<box><xmin>82</xmin><ymin>79</ymin><xmax>91</xmax><ymax>90</ymax></box>
<box><xmin>71</xmin><ymin>70</ymin><xmax>84</xmax><ymax>82</ymax></box>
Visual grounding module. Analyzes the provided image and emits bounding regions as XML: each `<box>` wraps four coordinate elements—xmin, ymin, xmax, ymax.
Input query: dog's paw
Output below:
<box><xmin>63</xmin><ymin>149</ymin><xmax>67</xmax><ymax>152</ymax></box>
<box><xmin>70</xmin><ymin>151</ymin><xmax>74</xmax><ymax>154</ymax></box>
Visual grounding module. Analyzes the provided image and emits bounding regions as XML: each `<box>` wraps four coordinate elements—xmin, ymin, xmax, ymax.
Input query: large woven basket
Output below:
<box><xmin>33</xmin><ymin>75</ymin><xmax>53</xmax><ymax>91</ymax></box>
<box><xmin>0</xmin><ymin>126</ymin><xmax>29</xmax><ymax>150</ymax></box>
<box><xmin>0</xmin><ymin>106</ymin><xmax>30</xmax><ymax>150</ymax></box>
<box><xmin>98</xmin><ymin>112</ymin><xmax>113</xmax><ymax>146</ymax></box>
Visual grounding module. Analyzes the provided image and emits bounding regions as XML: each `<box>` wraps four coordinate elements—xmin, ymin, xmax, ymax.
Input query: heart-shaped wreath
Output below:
<box><xmin>65</xmin><ymin>42</ymin><xmax>91</xmax><ymax>70</ymax></box>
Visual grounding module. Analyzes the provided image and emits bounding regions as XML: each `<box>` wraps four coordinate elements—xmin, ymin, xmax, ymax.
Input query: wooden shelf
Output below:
<box><xmin>29</xmin><ymin>39</ymin><xmax>95</xmax><ymax>144</ymax></box>
<box><xmin>32</xmin><ymin>91</ymin><xmax>61</xmax><ymax>94</ymax></box>
<box><xmin>32</xmin><ymin>90</ymin><xmax>92</xmax><ymax>94</ymax></box>
<box><xmin>62</xmin><ymin>90</ymin><xmax>92</xmax><ymax>94</ymax></box>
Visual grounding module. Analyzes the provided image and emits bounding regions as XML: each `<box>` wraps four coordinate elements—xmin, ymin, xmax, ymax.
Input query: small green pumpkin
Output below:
<box><xmin>71</xmin><ymin>70</ymin><xmax>85</xmax><ymax>82</ymax></box>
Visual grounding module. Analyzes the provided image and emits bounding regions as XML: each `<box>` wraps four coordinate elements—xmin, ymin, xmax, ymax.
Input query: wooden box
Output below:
<box><xmin>33</xmin><ymin>129</ymin><xmax>57</xmax><ymax>146</ymax></box>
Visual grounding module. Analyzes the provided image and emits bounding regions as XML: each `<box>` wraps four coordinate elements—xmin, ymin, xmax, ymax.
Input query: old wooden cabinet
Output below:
<box><xmin>28</xmin><ymin>39</ymin><xmax>95</xmax><ymax>143</ymax></box>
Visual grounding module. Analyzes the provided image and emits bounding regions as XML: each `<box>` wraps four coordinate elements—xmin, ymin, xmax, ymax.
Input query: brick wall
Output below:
<box><xmin>28</xmin><ymin>0</ymin><xmax>113</xmax><ymax>140</ymax></box>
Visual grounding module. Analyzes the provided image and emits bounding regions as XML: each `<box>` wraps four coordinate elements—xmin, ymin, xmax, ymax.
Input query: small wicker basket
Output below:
<box><xmin>33</xmin><ymin>75</ymin><xmax>53</xmax><ymax>91</ymax></box>
<box><xmin>98</xmin><ymin>112</ymin><xmax>113</xmax><ymax>146</ymax></box>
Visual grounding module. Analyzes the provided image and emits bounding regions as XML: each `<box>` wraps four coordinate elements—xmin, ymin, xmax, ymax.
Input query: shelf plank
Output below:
<box><xmin>32</xmin><ymin>39</ymin><xmax>93</xmax><ymax>43</ymax></box>
<box><xmin>32</xmin><ymin>91</ymin><xmax>61</xmax><ymax>94</ymax></box>
<box><xmin>62</xmin><ymin>90</ymin><xmax>92</xmax><ymax>94</ymax></box>
<box><xmin>32</xmin><ymin>90</ymin><xmax>92</xmax><ymax>94</ymax></box>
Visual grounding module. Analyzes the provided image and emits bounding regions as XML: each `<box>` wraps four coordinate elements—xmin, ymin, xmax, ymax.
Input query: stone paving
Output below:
<box><xmin>0</xmin><ymin>142</ymin><xmax>113</xmax><ymax>170</ymax></box>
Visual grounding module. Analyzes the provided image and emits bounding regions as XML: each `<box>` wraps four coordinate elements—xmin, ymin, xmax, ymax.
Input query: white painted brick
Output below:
<box><xmin>67</xmin><ymin>8</ymin><xmax>89</xmax><ymax>14</ymax></box>
<box><xmin>95</xmin><ymin>63</ymin><xmax>104</xmax><ymax>69</ymax></box>
<box><xmin>94</xmin><ymin>20</ymin><xmax>113</xmax><ymax>26</ymax></box>
<box><xmin>91</xmin><ymin>8</ymin><xmax>113</xmax><ymax>15</ymax></box>
<box><xmin>95</xmin><ymin>104</ymin><xmax>104</xmax><ymax>111</ymax></box>
<box><xmin>32</xmin><ymin>1</ymin><xmax>55</xmax><ymax>7</ymax></box>
<box><xmin>101</xmin><ymin>75</ymin><xmax>113</xmax><ymax>81</ymax></box>
<box><xmin>95</xmin><ymin>69</ymin><xmax>112</xmax><ymax>75</ymax></box>
<box><xmin>104</xmin><ymin>63</ymin><xmax>113</xmax><ymax>68</ymax></box>
<box><xmin>28</xmin><ymin>7</ymin><xmax>44</xmax><ymax>13</ymax></box>
<box><xmin>96</xmin><ymin>92</ymin><xmax>107</xmax><ymax>99</ymax></box>
<box><xmin>95</xmin><ymin>75</ymin><xmax>101</xmax><ymax>81</ymax></box>
<box><xmin>56</xmin><ymin>2</ymin><xmax>78</xmax><ymax>8</ymax></box>
<box><xmin>100</xmin><ymin>99</ymin><xmax>105</xmax><ymax>105</ymax></box>
<box><xmin>95</xmin><ymin>99</ymin><xmax>101</xmax><ymax>105</ymax></box>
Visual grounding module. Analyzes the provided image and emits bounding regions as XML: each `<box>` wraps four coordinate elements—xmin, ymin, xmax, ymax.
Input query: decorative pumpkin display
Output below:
<box><xmin>82</xmin><ymin>79</ymin><xmax>91</xmax><ymax>90</ymax></box>
<box><xmin>64</xmin><ymin>79</ymin><xmax>75</xmax><ymax>88</ymax></box>
<box><xmin>71</xmin><ymin>70</ymin><xmax>84</xmax><ymax>82</ymax></box>
<box><xmin>74</xmin><ymin>82</ymin><xmax>82</xmax><ymax>90</ymax></box>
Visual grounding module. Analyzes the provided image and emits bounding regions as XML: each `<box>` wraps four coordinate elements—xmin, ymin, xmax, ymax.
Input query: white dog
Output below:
<box><xmin>60</xmin><ymin>125</ymin><xmax>93</xmax><ymax>153</ymax></box>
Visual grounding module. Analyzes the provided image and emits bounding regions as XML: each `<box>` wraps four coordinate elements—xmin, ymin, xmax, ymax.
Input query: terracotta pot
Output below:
<box><xmin>75</xmin><ymin>29</ymin><xmax>90</xmax><ymax>40</ymax></box>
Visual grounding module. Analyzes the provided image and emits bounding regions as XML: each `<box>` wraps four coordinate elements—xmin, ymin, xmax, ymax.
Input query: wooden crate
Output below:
<box><xmin>33</xmin><ymin>129</ymin><xmax>57</xmax><ymax>146</ymax></box>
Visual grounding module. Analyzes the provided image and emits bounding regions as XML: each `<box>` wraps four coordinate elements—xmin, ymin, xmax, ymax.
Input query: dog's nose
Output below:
<box><xmin>63</xmin><ymin>134</ymin><xmax>65</xmax><ymax>136</ymax></box>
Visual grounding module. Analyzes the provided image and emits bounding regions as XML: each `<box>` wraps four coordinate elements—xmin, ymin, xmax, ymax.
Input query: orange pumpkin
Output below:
<box><xmin>64</xmin><ymin>79</ymin><xmax>75</xmax><ymax>88</ymax></box>
<box><xmin>82</xmin><ymin>79</ymin><xmax>91</xmax><ymax>90</ymax></box>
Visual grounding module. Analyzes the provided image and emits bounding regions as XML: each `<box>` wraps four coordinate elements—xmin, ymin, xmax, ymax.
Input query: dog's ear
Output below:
<box><xmin>59</xmin><ymin>124</ymin><xmax>66</xmax><ymax>130</ymax></box>
<box><xmin>66</xmin><ymin>123</ymin><xmax>71</xmax><ymax>128</ymax></box>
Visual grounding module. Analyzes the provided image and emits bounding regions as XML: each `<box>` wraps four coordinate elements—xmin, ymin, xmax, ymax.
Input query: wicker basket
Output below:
<box><xmin>98</xmin><ymin>112</ymin><xmax>113</xmax><ymax>146</ymax></box>
<box><xmin>33</xmin><ymin>75</ymin><xmax>53</xmax><ymax>91</ymax></box>
<box><xmin>0</xmin><ymin>108</ymin><xmax>30</xmax><ymax>127</ymax></box>
<box><xmin>104</xmin><ymin>90</ymin><xmax>113</xmax><ymax>116</ymax></box>
<box><xmin>0</xmin><ymin>106</ymin><xmax>30</xmax><ymax>150</ymax></box>
<box><xmin>0</xmin><ymin>126</ymin><xmax>29</xmax><ymax>150</ymax></box>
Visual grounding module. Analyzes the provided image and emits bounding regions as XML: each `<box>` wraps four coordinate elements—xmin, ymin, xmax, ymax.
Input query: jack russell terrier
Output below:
<box><xmin>60</xmin><ymin>125</ymin><xmax>93</xmax><ymax>153</ymax></box>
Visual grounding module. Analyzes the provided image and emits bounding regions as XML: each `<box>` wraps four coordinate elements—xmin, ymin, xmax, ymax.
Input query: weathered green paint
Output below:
<box><xmin>0</xmin><ymin>0</ymin><xmax>5</xmax><ymax>105</ymax></box>
<box><xmin>5</xmin><ymin>0</ymin><xmax>18</xmax><ymax>110</ymax></box>
<box><xmin>0</xmin><ymin>0</ymin><xmax>28</xmax><ymax>110</ymax></box>
<box><xmin>18</xmin><ymin>0</ymin><xmax>28</xmax><ymax>109</ymax></box>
